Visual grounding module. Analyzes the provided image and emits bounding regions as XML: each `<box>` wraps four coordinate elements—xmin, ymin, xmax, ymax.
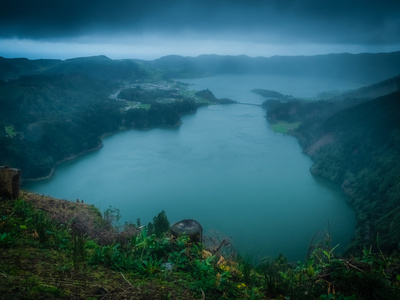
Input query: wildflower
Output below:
<box><xmin>237</xmin><ymin>283</ymin><xmax>246</xmax><ymax>289</ymax></box>
<box><xmin>219</xmin><ymin>264</ymin><xmax>230</xmax><ymax>272</ymax></box>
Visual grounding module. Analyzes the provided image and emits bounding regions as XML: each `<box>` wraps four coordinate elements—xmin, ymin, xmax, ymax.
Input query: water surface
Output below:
<box><xmin>26</xmin><ymin>74</ymin><xmax>356</xmax><ymax>261</ymax></box>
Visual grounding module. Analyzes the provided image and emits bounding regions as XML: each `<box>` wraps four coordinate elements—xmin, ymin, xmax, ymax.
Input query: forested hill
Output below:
<box><xmin>310</xmin><ymin>91</ymin><xmax>400</xmax><ymax>253</ymax></box>
<box><xmin>0</xmin><ymin>55</ymin><xmax>156</xmax><ymax>81</ymax></box>
<box><xmin>265</xmin><ymin>77</ymin><xmax>400</xmax><ymax>254</ymax></box>
<box><xmin>0</xmin><ymin>73</ymin><xmax>122</xmax><ymax>179</ymax></box>
<box><xmin>0</xmin><ymin>57</ymin><xmax>232</xmax><ymax>180</ymax></box>
<box><xmin>148</xmin><ymin>51</ymin><xmax>400</xmax><ymax>83</ymax></box>
<box><xmin>337</xmin><ymin>74</ymin><xmax>400</xmax><ymax>100</ymax></box>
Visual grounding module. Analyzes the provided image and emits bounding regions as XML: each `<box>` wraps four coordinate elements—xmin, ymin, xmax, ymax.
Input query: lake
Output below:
<box><xmin>25</xmin><ymin>74</ymin><xmax>358</xmax><ymax>261</ymax></box>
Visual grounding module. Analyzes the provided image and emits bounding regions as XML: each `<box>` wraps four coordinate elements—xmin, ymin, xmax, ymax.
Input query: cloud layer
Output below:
<box><xmin>1</xmin><ymin>0</ymin><xmax>399</xmax><ymax>59</ymax></box>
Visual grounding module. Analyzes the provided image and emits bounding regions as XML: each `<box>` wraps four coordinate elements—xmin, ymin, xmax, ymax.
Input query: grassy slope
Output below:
<box><xmin>0</xmin><ymin>192</ymin><xmax>196</xmax><ymax>299</ymax></box>
<box><xmin>1</xmin><ymin>192</ymin><xmax>400</xmax><ymax>299</ymax></box>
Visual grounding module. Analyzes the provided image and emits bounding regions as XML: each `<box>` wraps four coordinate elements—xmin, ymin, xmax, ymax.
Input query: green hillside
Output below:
<box><xmin>0</xmin><ymin>56</ymin><xmax>157</xmax><ymax>82</ymax></box>
<box><xmin>310</xmin><ymin>92</ymin><xmax>400</xmax><ymax>253</ymax></box>
<box><xmin>0</xmin><ymin>57</ymin><xmax>60</xmax><ymax>80</ymax></box>
<box><xmin>266</xmin><ymin>77</ymin><xmax>400</xmax><ymax>254</ymax></box>
<box><xmin>0</xmin><ymin>73</ymin><xmax>120</xmax><ymax>179</ymax></box>
<box><xmin>0</xmin><ymin>59</ymin><xmax>230</xmax><ymax>180</ymax></box>
<box><xmin>43</xmin><ymin>56</ymin><xmax>156</xmax><ymax>82</ymax></box>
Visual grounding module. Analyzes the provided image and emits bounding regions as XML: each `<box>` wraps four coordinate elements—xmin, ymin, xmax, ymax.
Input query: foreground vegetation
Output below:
<box><xmin>1</xmin><ymin>193</ymin><xmax>400</xmax><ymax>299</ymax></box>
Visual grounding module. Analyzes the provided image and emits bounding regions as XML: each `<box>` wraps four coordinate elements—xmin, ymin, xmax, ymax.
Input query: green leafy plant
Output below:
<box><xmin>168</xmin><ymin>249</ymin><xmax>188</xmax><ymax>270</ymax></box>
<box><xmin>0</xmin><ymin>232</ymin><xmax>13</xmax><ymax>247</ymax></box>
<box><xmin>259</xmin><ymin>254</ymin><xmax>293</xmax><ymax>298</ymax></box>
<box><xmin>136</xmin><ymin>228</ymin><xmax>157</xmax><ymax>259</ymax></box>
<box><xmin>190</xmin><ymin>256</ymin><xmax>217</xmax><ymax>295</ymax></box>
<box><xmin>135</xmin><ymin>256</ymin><xmax>163</xmax><ymax>276</ymax></box>
<box><xmin>175</xmin><ymin>235</ymin><xmax>190</xmax><ymax>250</ymax></box>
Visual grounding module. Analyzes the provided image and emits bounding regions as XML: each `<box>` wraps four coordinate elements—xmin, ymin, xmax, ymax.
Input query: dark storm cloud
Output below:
<box><xmin>1</xmin><ymin>0</ymin><xmax>399</xmax><ymax>45</ymax></box>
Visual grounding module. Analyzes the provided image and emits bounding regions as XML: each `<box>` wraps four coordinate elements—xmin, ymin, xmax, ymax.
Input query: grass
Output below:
<box><xmin>270</xmin><ymin>121</ymin><xmax>300</xmax><ymax>134</ymax></box>
<box><xmin>1</xmin><ymin>192</ymin><xmax>400</xmax><ymax>299</ymax></box>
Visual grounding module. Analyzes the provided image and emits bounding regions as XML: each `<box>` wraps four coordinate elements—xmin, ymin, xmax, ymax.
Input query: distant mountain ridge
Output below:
<box><xmin>148</xmin><ymin>51</ymin><xmax>400</xmax><ymax>84</ymax></box>
<box><xmin>2</xmin><ymin>51</ymin><xmax>400</xmax><ymax>84</ymax></box>
<box><xmin>0</xmin><ymin>55</ymin><xmax>154</xmax><ymax>82</ymax></box>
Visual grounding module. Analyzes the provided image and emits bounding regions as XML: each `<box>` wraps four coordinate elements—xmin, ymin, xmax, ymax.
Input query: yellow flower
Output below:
<box><xmin>237</xmin><ymin>283</ymin><xmax>246</xmax><ymax>289</ymax></box>
<box><xmin>219</xmin><ymin>264</ymin><xmax>230</xmax><ymax>272</ymax></box>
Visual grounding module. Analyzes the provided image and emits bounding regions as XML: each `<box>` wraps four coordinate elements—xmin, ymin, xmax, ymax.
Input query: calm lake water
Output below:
<box><xmin>25</xmin><ymin>74</ymin><xmax>358</xmax><ymax>261</ymax></box>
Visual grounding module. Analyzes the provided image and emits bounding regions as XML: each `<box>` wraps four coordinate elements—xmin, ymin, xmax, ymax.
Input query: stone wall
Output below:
<box><xmin>0</xmin><ymin>166</ymin><xmax>20</xmax><ymax>200</ymax></box>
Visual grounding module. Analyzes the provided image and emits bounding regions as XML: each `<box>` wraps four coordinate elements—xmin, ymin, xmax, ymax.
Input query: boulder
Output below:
<box><xmin>170</xmin><ymin>219</ymin><xmax>203</xmax><ymax>243</ymax></box>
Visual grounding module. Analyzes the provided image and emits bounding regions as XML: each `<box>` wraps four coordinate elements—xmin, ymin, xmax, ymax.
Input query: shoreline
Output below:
<box><xmin>21</xmin><ymin>101</ymin><xmax>230</xmax><ymax>183</ymax></box>
<box><xmin>22</xmin><ymin>141</ymin><xmax>104</xmax><ymax>183</ymax></box>
<box><xmin>22</xmin><ymin>120</ymin><xmax>184</xmax><ymax>184</ymax></box>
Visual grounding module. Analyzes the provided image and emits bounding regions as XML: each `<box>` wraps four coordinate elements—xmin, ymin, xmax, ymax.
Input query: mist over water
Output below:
<box><xmin>182</xmin><ymin>74</ymin><xmax>364</xmax><ymax>100</ymax></box>
<box><xmin>26</xmin><ymin>74</ymin><xmax>357</xmax><ymax>261</ymax></box>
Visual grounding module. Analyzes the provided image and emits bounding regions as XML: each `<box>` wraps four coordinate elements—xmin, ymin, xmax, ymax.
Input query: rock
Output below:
<box><xmin>0</xmin><ymin>166</ymin><xmax>20</xmax><ymax>200</ymax></box>
<box><xmin>170</xmin><ymin>219</ymin><xmax>203</xmax><ymax>243</ymax></box>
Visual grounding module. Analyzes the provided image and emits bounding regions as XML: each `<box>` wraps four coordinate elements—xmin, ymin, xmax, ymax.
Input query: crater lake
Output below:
<box><xmin>25</xmin><ymin>74</ymin><xmax>359</xmax><ymax>261</ymax></box>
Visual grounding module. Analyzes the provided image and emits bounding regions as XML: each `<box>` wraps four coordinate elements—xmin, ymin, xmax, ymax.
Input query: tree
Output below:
<box><xmin>152</xmin><ymin>210</ymin><xmax>170</xmax><ymax>238</ymax></box>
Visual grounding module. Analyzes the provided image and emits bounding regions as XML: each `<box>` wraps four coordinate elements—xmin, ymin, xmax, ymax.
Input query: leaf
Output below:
<box><xmin>306</xmin><ymin>258</ymin><xmax>314</xmax><ymax>268</ymax></box>
<box><xmin>331</xmin><ymin>244</ymin><xmax>340</xmax><ymax>252</ymax></box>
<box><xmin>19</xmin><ymin>225</ymin><xmax>27</xmax><ymax>230</ymax></box>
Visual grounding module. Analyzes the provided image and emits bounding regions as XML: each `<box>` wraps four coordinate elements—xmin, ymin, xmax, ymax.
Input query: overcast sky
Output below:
<box><xmin>1</xmin><ymin>0</ymin><xmax>399</xmax><ymax>60</ymax></box>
